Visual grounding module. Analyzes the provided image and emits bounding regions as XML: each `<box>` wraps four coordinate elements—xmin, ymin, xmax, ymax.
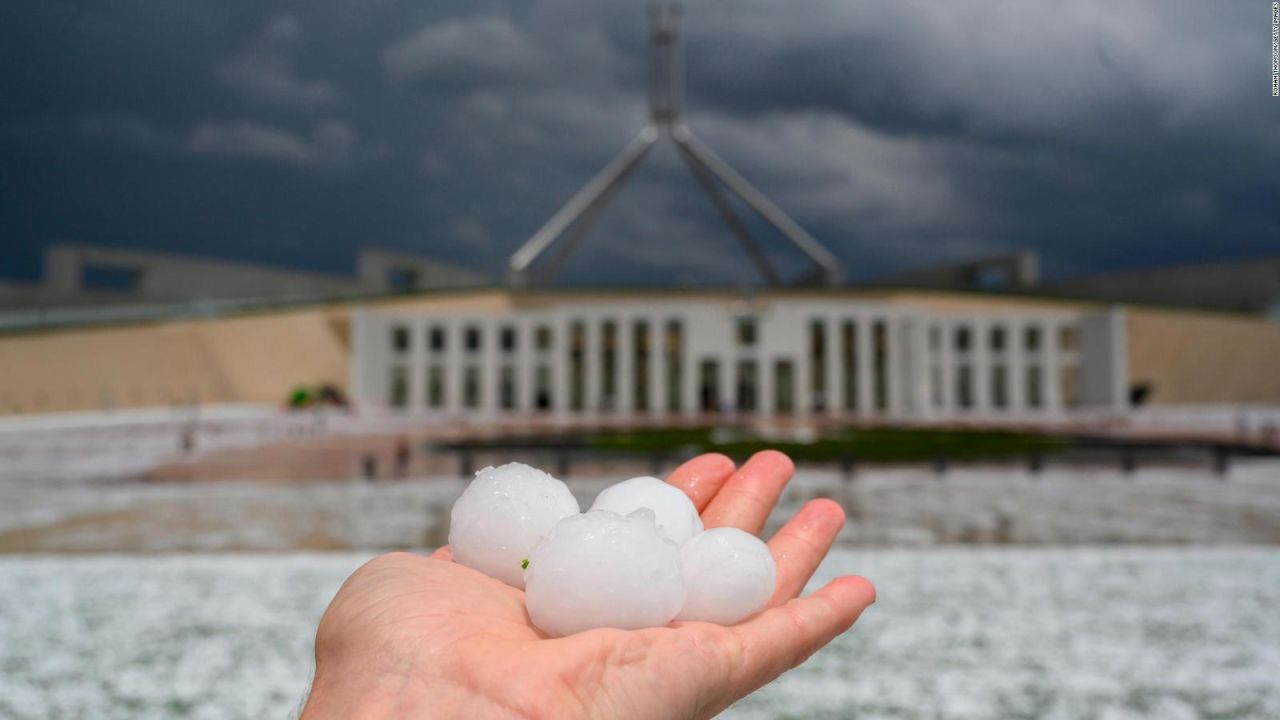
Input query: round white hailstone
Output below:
<box><xmin>448</xmin><ymin>462</ymin><xmax>579</xmax><ymax>589</ymax></box>
<box><xmin>524</xmin><ymin>510</ymin><xmax>685</xmax><ymax>637</ymax></box>
<box><xmin>676</xmin><ymin>528</ymin><xmax>777</xmax><ymax>625</ymax></box>
<box><xmin>588</xmin><ymin>476</ymin><xmax>703</xmax><ymax>544</ymax></box>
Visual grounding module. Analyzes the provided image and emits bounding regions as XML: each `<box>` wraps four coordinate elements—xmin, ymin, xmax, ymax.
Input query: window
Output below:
<box><xmin>809</xmin><ymin>320</ymin><xmax>826</xmax><ymax>411</ymax></box>
<box><xmin>774</xmin><ymin>359</ymin><xmax>795</xmax><ymax>414</ymax></box>
<box><xmin>390</xmin><ymin>365</ymin><xmax>408</xmax><ymax>409</ymax></box>
<box><xmin>873</xmin><ymin>320</ymin><xmax>888</xmax><ymax>411</ymax></box>
<box><xmin>842</xmin><ymin>321</ymin><xmax>858</xmax><ymax>411</ymax></box>
<box><xmin>601</xmin><ymin>321</ymin><xmax>617</xmax><ymax>410</ymax></box>
<box><xmin>499</xmin><ymin>365</ymin><xmax>517</xmax><ymax>410</ymax></box>
<box><xmin>500</xmin><ymin>326</ymin><xmax>517</xmax><ymax>353</ymax></box>
<box><xmin>464</xmin><ymin>326</ymin><xmax>481</xmax><ymax>352</ymax></box>
<box><xmin>385</xmin><ymin>267</ymin><xmax>419</xmax><ymax>293</ymax></box>
<box><xmin>973</xmin><ymin>265</ymin><xmax>1011</xmax><ymax>290</ymax></box>
<box><xmin>1026</xmin><ymin>365</ymin><xmax>1043</xmax><ymax>409</ymax></box>
<box><xmin>665</xmin><ymin>320</ymin><xmax>683</xmax><ymax>412</ymax></box>
<box><xmin>570</xmin><ymin>321</ymin><xmax>585</xmax><ymax>411</ymax></box>
<box><xmin>956</xmin><ymin>365</ymin><xmax>973</xmax><ymax>410</ymax></box>
<box><xmin>954</xmin><ymin>326</ymin><xmax>971</xmax><ymax>352</ymax></box>
<box><xmin>463</xmin><ymin>365</ymin><xmax>480</xmax><ymax>408</ymax></box>
<box><xmin>534</xmin><ymin>365</ymin><xmax>552</xmax><ymax>411</ymax></box>
<box><xmin>429</xmin><ymin>326</ymin><xmax>446</xmax><ymax>352</ymax></box>
<box><xmin>391</xmin><ymin>326</ymin><xmax>410</xmax><ymax>352</ymax></box>
<box><xmin>928</xmin><ymin>324</ymin><xmax>941</xmax><ymax>352</ymax></box>
<box><xmin>633</xmin><ymin>321</ymin><xmax>649</xmax><ymax>413</ymax></box>
<box><xmin>427</xmin><ymin>366</ymin><xmax>445</xmax><ymax>408</ymax></box>
<box><xmin>81</xmin><ymin>264</ymin><xmax>140</xmax><ymax>292</ymax></box>
<box><xmin>1059</xmin><ymin>327</ymin><xmax>1079</xmax><ymax>352</ymax></box>
<box><xmin>1024</xmin><ymin>326</ymin><xmax>1041</xmax><ymax>352</ymax></box>
<box><xmin>699</xmin><ymin>359</ymin><xmax>719</xmax><ymax>413</ymax></box>
<box><xmin>536</xmin><ymin>325</ymin><xmax>552</xmax><ymax>352</ymax></box>
<box><xmin>991</xmin><ymin>365</ymin><xmax>1008</xmax><ymax>410</ymax></box>
<box><xmin>736</xmin><ymin>360</ymin><xmax>757</xmax><ymax>412</ymax></box>
<box><xmin>990</xmin><ymin>326</ymin><xmax>1006</xmax><ymax>352</ymax></box>
<box><xmin>1060</xmin><ymin>365</ymin><xmax>1080</xmax><ymax>408</ymax></box>
<box><xmin>736</xmin><ymin>317</ymin><xmax>757</xmax><ymax>346</ymax></box>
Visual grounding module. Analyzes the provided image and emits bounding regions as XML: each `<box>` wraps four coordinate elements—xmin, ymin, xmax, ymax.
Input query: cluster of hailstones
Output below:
<box><xmin>448</xmin><ymin>462</ymin><xmax>777</xmax><ymax>637</ymax></box>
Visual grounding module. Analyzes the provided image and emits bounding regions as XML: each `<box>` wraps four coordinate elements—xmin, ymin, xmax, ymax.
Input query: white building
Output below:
<box><xmin>350</xmin><ymin>290</ymin><xmax>1129</xmax><ymax>423</ymax></box>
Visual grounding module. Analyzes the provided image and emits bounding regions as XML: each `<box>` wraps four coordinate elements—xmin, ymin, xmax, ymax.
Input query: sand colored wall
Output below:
<box><xmin>0</xmin><ymin>309</ymin><xmax>349</xmax><ymax>414</ymax></box>
<box><xmin>1127</xmin><ymin>309</ymin><xmax>1280</xmax><ymax>404</ymax></box>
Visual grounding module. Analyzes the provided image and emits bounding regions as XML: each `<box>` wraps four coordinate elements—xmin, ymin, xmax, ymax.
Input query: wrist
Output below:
<box><xmin>301</xmin><ymin>663</ymin><xmax>440</xmax><ymax>719</ymax></box>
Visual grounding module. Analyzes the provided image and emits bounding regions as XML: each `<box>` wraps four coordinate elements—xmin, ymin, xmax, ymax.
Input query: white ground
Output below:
<box><xmin>2</xmin><ymin>462</ymin><xmax>1278</xmax><ymax>552</ymax></box>
<box><xmin>1</xmin><ymin>547</ymin><xmax>1277</xmax><ymax>720</ymax></box>
<box><xmin>3</xmin><ymin>403</ymin><xmax>1278</xmax><ymax>486</ymax></box>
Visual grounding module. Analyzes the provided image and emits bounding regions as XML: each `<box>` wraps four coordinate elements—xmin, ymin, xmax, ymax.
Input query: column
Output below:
<box><xmin>617</xmin><ymin>315</ymin><xmax>633</xmax><ymax>416</ymax></box>
<box><xmin>759</xmin><ymin>352</ymin><xmax>775</xmax><ymax>419</ymax></box>
<box><xmin>937</xmin><ymin>317</ymin><xmax>955</xmax><ymax>417</ymax></box>
<box><xmin>518</xmin><ymin>317</ymin><xmax>535</xmax><ymax>415</ymax></box>
<box><xmin>552</xmin><ymin>314</ymin><xmax>569</xmax><ymax>420</ymax></box>
<box><xmin>444</xmin><ymin>317</ymin><xmax>463</xmax><ymax>416</ymax></box>
<box><xmin>584</xmin><ymin>318</ymin><xmax>600</xmax><ymax>418</ymax></box>
<box><xmin>727</xmin><ymin>348</ymin><xmax>737</xmax><ymax>415</ymax></box>
<box><xmin>907</xmin><ymin>315</ymin><xmax>930</xmax><ymax>419</ymax></box>
<box><xmin>825</xmin><ymin>316</ymin><xmax>840</xmax><ymax>418</ymax></box>
<box><xmin>1042</xmin><ymin>319</ymin><xmax>1062</xmax><ymax>414</ymax></box>
<box><xmin>408</xmin><ymin>319</ymin><xmax>426</xmax><ymax>415</ymax></box>
<box><xmin>479</xmin><ymin>318</ymin><xmax>498</xmax><ymax>418</ymax></box>
<box><xmin>1007</xmin><ymin>317</ymin><xmax>1025</xmax><ymax>415</ymax></box>
<box><xmin>649</xmin><ymin>316</ymin><xmax>665</xmax><ymax>419</ymax></box>
<box><xmin>885</xmin><ymin>315</ymin><xmax>903</xmax><ymax>418</ymax></box>
<box><xmin>856</xmin><ymin>314</ymin><xmax>874</xmax><ymax>417</ymax></box>
<box><xmin>795</xmin><ymin>344</ymin><xmax>810</xmax><ymax>420</ymax></box>
<box><xmin>682</xmin><ymin>331</ymin><xmax>698</xmax><ymax>418</ymax></box>
<box><xmin>972</xmin><ymin>317</ymin><xmax>991</xmax><ymax>415</ymax></box>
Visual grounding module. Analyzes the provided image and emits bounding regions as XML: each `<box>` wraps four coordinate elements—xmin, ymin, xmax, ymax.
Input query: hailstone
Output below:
<box><xmin>676</xmin><ymin>528</ymin><xmax>777</xmax><ymax>625</ymax></box>
<box><xmin>588</xmin><ymin>476</ymin><xmax>703</xmax><ymax>544</ymax></box>
<box><xmin>448</xmin><ymin>462</ymin><xmax>579</xmax><ymax>589</ymax></box>
<box><xmin>524</xmin><ymin>510</ymin><xmax>685</xmax><ymax>637</ymax></box>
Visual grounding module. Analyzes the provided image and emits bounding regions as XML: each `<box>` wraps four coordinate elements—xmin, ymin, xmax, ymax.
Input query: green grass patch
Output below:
<box><xmin>587</xmin><ymin>426</ymin><xmax>1066</xmax><ymax>463</ymax></box>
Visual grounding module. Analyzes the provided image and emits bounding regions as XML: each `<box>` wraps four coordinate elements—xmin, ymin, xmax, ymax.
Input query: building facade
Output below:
<box><xmin>351</xmin><ymin>292</ymin><xmax>1129</xmax><ymax>422</ymax></box>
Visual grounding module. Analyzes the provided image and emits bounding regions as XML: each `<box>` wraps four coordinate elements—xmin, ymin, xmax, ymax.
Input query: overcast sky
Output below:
<box><xmin>1</xmin><ymin>0</ymin><xmax>1277</xmax><ymax>286</ymax></box>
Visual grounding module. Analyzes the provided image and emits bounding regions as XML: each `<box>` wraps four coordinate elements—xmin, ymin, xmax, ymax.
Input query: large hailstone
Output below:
<box><xmin>524</xmin><ymin>509</ymin><xmax>685</xmax><ymax>637</ymax></box>
<box><xmin>677</xmin><ymin>528</ymin><xmax>777</xmax><ymax>625</ymax></box>
<box><xmin>448</xmin><ymin>462</ymin><xmax>579</xmax><ymax>589</ymax></box>
<box><xmin>588</xmin><ymin>476</ymin><xmax>703</xmax><ymax>544</ymax></box>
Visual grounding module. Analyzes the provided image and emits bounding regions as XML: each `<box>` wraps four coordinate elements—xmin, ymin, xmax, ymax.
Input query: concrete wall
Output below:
<box><xmin>356</xmin><ymin>249</ymin><xmax>490</xmax><ymax>292</ymax></box>
<box><xmin>1044</xmin><ymin>256</ymin><xmax>1280</xmax><ymax>314</ymax></box>
<box><xmin>44</xmin><ymin>245</ymin><xmax>362</xmax><ymax>302</ymax></box>
<box><xmin>1078</xmin><ymin>307</ymin><xmax>1129</xmax><ymax>411</ymax></box>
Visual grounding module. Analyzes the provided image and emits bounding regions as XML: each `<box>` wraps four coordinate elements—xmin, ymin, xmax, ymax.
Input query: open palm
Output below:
<box><xmin>301</xmin><ymin>451</ymin><xmax>876</xmax><ymax>719</ymax></box>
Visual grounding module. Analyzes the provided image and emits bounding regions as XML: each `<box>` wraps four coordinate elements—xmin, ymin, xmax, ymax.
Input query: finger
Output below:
<box><xmin>766</xmin><ymin>498</ymin><xmax>846</xmax><ymax>606</ymax></box>
<box><xmin>700</xmin><ymin>450</ymin><xmax>795</xmax><ymax>534</ymax></box>
<box><xmin>430</xmin><ymin>545</ymin><xmax>452</xmax><ymax>561</ymax></box>
<box><xmin>665</xmin><ymin>453</ymin><xmax>736</xmax><ymax>512</ymax></box>
<box><xmin>728</xmin><ymin>576</ymin><xmax>876</xmax><ymax>693</ymax></box>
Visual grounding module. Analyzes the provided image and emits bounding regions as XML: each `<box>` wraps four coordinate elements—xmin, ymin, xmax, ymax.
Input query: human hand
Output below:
<box><xmin>300</xmin><ymin>451</ymin><xmax>876</xmax><ymax>719</ymax></box>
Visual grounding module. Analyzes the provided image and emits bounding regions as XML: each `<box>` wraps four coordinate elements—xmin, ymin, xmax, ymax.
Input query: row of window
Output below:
<box><xmin>928</xmin><ymin>323</ymin><xmax>1075</xmax><ymax>354</ymax></box>
<box><xmin>391</xmin><ymin>325</ymin><xmax>544</xmax><ymax>354</ymax></box>
<box><xmin>386</xmin><ymin>316</ymin><xmax>1074</xmax><ymax>414</ymax></box>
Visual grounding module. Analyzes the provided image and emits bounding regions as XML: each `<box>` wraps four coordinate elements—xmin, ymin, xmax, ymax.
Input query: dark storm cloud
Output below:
<box><xmin>0</xmin><ymin>0</ymin><xmax>1276</xmax><ymax>287</ymax></box>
